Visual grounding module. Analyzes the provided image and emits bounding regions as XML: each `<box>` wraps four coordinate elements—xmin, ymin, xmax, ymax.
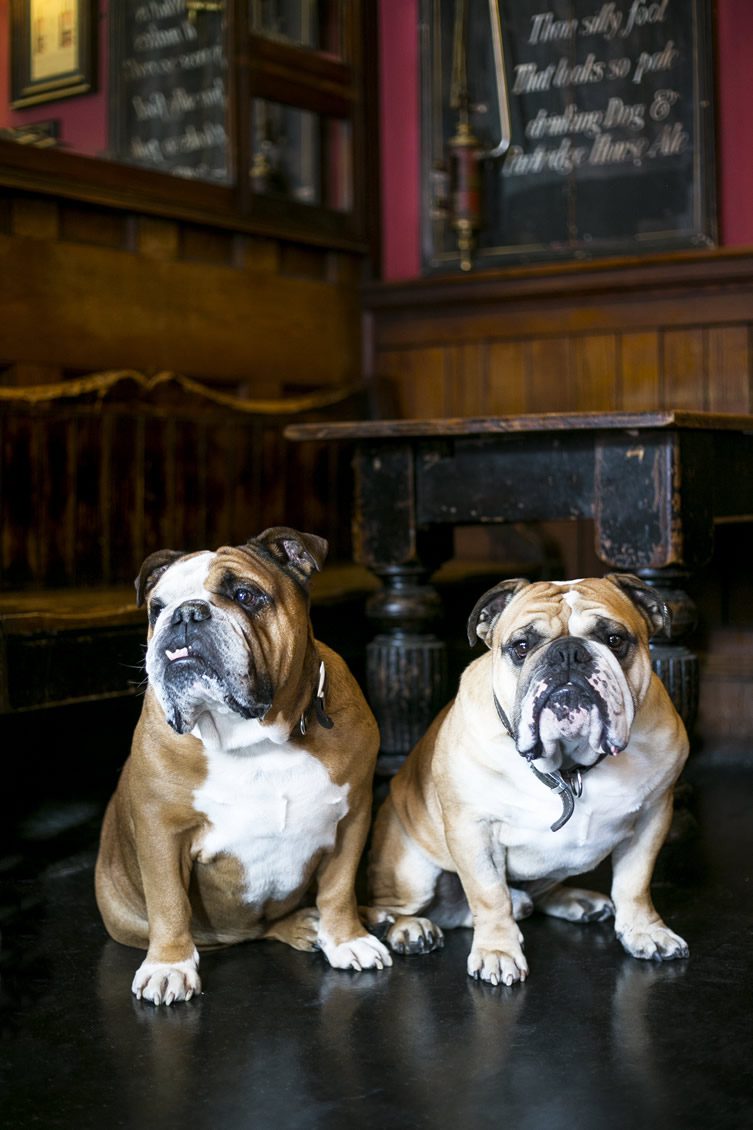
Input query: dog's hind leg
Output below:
<box><xmin>262</xmin><ymin>907</ymin><xmax>321</xmax><ymax>951</ymax></box>
<box><xmin>531</xmin><ymin>881</ymin><xmax>614</xmax><ymax>923</ymax></box>
<box><xmin>427</xmin><ymin>874</ymin><xmax>534</xmax><ymax>926</ymax></box>
<box><xmin>363</xmin><ymin>800</ymin><xmax>445</xmax><ymax>955</ymax></box>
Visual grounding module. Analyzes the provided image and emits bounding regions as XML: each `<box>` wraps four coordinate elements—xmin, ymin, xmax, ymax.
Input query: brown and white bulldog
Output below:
<box><xmin>365</xmin><ymin>574</ymin><xmax>689</xmax><ymax>986</ymax></box>
<box><xmin>95</xmin><ymin>527</ymin><xmax>391</xmax><ymax>1005</ymax></box>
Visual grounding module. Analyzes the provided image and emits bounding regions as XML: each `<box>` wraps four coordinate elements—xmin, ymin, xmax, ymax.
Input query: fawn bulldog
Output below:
<box><xmin>365</xmin><ymin>574</ymin><xmax>689</xmax><ymax>986</ymax></box>
<box><xmin>95</xmin><ymin>527</ymin><xmax>390</xmax><ymax>1005</ymax></box>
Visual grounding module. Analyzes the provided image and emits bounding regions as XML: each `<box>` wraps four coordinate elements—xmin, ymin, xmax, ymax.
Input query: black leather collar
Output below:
<box><xmin>299</xmin><ymin>660</ymin><xmax>334</xmax><ymax>736</ymax></box>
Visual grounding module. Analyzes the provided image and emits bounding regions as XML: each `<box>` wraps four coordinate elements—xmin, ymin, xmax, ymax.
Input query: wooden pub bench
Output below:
<box><xmin>0</xmin><ymin>370</ymin><xmax>375</xmax><ymax>715</ymax></box>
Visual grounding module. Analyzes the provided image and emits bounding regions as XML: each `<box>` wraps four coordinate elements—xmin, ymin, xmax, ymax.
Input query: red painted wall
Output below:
<box><xmin>378</xmin><ymin>0</ymin><xmax>421</xmax><ymax>281</ymax></box>
<box><xmin>378</xmin><ymin>0</ymin><xmax>753</xmax><ymax>280</ymax></box>
<box><xmin>0</xmin><ymin>0</ymin><xmax>108</xmax><ymax>157</ymax></box>
<box><xmin>716</xmin><ymin>0</ymin><xmax>753</xmax><ymax>245</ymax></box>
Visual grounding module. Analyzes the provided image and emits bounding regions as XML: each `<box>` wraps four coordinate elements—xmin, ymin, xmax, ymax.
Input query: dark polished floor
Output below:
<box><xmin>1</xmin><ymin>701</ymin><xmax>752</xmax><ymax>1130</ymax></box>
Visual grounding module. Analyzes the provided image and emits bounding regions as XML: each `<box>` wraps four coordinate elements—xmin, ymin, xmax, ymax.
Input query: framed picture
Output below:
<box><xmin>10</xmin><ymin>0</ymin><xmax>96</xmax><ymax>110</ymax></box>
<box><xmin>420</xmin><ymin>0</ymin><xmax>717</xmax><ymax>271</ymax></box>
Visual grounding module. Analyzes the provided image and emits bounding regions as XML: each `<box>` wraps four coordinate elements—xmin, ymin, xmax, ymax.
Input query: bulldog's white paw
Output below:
<box><xmin>320</xmin><ymin>934</ymin><xmax>393</xmax><ymax>971</ymax></box>
<box><xmin>617</xmin><ymin>921</ymin><xmax>689</xmax><ymax>962</ymax></box>
<box><xmin>132</xmin><ymin>950</ymin><xmax>201</xmax><ymax>1005</ymax></box>
<box><xmin>536</xmin><ymin>886</ymin><xmax>615</xmax><ymax>923</ymax></box>
<box><xmin>384</xmin><ymin>915</ymin><xmax>444</xmax><ymax>956</ymax></box>
<box><xmin>467</xmin><ymin>938</ymin><xmax>528</xmax><ymax>987</ymax></box>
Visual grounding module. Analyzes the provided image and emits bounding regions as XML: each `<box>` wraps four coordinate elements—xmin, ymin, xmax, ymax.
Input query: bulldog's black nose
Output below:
<box><xmin>171</xmin><ymin>600</ymin><xmax>211</xmax><ymax>626</ymax></box>
<box><xmin>547</xmin><ymin>638</ymin><xmax>591</xmax><ymax>669</ymax></box>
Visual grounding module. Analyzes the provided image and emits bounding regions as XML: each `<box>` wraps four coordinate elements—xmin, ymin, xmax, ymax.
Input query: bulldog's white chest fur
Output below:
<box><xmin>193</xmin><ymin>742</ymin><xmax>349</xmax><ymax>903</ymax></box>
<box><xmin>459</xmin><ymin>733</ymin><xmax>675</xmax><ymax>882</ymax></box>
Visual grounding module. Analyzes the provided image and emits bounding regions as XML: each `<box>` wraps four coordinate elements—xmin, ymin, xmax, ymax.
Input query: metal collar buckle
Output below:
<box><xmin>299</xmin><ymin>660</ymin><xmax>334</xmax><ymax>735</ymax></box>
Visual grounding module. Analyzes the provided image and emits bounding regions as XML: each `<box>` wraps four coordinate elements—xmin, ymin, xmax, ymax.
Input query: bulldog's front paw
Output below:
<box><xmin>384</xmin><ymin>915</ymin><xmax>444</xmax><ymax>955</ymax></box>
<box><xmin>132</xmin><ymin>949</ymin><xmax>201</xmax><ymax>1005</ymax></box>
<box><xmin>616</xmin><ymin>921</ymin><xmax>689</xmax><ymax>962</ymax></box>
<box><xmin>320</xmin><ymin>933</ymin><xmax>393</xmax><ymax>971</ymax></box>
<box><xmin>467</xmin><ymin>936</ymin><xmax>528</xmax><ymax>987</ymax></box>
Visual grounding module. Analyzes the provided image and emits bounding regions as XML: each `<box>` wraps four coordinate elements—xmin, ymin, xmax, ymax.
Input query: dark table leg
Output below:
<box><xmin>352</xmin><ymin>442</ymin><xmax>453</xmax><ymax>769</ymax></box>
<box><xmin>636</xmin><ymin>567</ymin><xmax>699</xmax><ymax>733</ymax></box>
<box><xmin>365</xmin><ymin>563</ymin><xmax>448</xmax><ymax>772</ymax></box>
<box><xmin>595</xmin><ymin>430</ymin><xmax>715</xmax><ymax>738</ymax></box>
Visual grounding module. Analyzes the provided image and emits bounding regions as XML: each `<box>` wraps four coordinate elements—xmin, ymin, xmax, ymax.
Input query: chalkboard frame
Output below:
<box><xmin>420</xmin><ymin>0</ymin><xmax>718</xmax><ymax>272</ymax></box>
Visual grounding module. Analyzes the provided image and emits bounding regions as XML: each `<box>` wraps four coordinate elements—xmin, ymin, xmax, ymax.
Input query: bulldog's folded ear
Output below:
<box><xmin>254</xmin><ymin>527</ymin><xmax>328</xmax><ymax>586</ymax></box>
<box><xmin>135</xmin><ymin>550</ymin><xmax>185</xmax><ymax>607</ymax></box>
<box><xmin>467</xmin><ymin>578</ymin><xmax>530</xmax><ymax>647</ymax></box>
<box><xmin>605</xmin><ymin>573</ymin><xmax>670</xmax><ymax>638</ymax></box>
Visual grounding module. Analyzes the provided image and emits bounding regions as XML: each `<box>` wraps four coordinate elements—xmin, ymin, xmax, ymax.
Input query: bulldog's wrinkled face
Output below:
<box><xmin>137</xmin><ymin>527</ymin><xmax>327</xmax><ymax>750</ymax></box>
<box><xmin>468</xmin><ymin>575</ymin><xmax>667</xmax><ymax>772</ymax></box>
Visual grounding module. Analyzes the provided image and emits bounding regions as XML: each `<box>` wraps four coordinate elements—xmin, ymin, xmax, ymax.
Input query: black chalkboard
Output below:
<box><xmin>421</xmin><ymin>0</ymin><xmax>716</xmax><ymax>269</ymax></box>
<box><xmin>109</xmin><ymin>1</ymin><xmax>229</xmax><ymax>184</ymax></box>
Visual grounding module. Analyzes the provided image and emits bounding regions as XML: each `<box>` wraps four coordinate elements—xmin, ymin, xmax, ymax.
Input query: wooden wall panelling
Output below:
<box><xmin>528</xmin><ymin>337</ymin><xmax>574</xmax><ymax>412</ymax></box>
<box><xmin>372</xmin><ymin>350</ymin><xmax>404</xmax><ymax>411</ymax></box>
<box><xmin>366</xmin><ymin>255</ymin><xmax>753</xmax><ymax>354</ymax></box>
<box><xmin>179</xmin><ymin>224</ymin><xmax>238</xmax><ymax>266</ymax></box>
<box><xmin>446</xmin><ymin>344</ymin><xmax>485</xmax><ymax>416</ymax></box>
<box><xmin>619</xmin><ymin>332</ymin><xmax>661</xmax><ymax>410</ymax></box>
<box><xmin>377</xmin><ymin>347</ymin><xmax>448</xmax><ymax>418</ymax></box>
<box><xmin>0</xmin><ymin>186</ymin><xmax>362</xmax><ymax>388</ymax></box>
<box><xmin>486</xmin><ymin>340</ymin><xmax>529</xmax><ymax>414</ymax></box>
<box><xmin>136</xmin><ymin>217</ymin><xmax>181</xmax><ymax>261</ymax></box>
<box><xmin>663</xmin><ymin>328</ymin><xmax>706</xmax><ymax>409</ymax></box>
<box><xmin>706</xmin><ymin>326</ymin><xmax>751</xmax><ymax>412</ymax></box>
<box><xmin>59</xmin><ymin>203</ymin><xmax>131</xmax><ymax>250</ymax></box>
<box><xmin>10</xmin><ymin>197</ymin><xmax>59</xmax><ymax>241</ymax></box>
<box><xmin>572</xmin><ymin>335</ymin><xmax>619</xmax><ymax>411</ymax></box>
<box><xmin>0</xmin><ymin>234</ymin><xmax>360</xmax><ymax>385</ymax></box>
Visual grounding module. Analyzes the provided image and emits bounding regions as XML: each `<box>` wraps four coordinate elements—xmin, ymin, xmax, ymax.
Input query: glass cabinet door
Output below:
<box><xmin>249</xmin><ymin>1</ymin><xmax>346</xmax><ymax>56</ymax></box>
<box><xmin>246</xmin><ymin>0</ymin><xmax>362</xmax><ymax>235</ymax></box>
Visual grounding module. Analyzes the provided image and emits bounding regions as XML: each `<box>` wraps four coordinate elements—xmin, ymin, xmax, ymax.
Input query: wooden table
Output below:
<box><xmin>286</xmin><ymin>410</ymin><xmax>753</xmax><ymax>762</ymax></box>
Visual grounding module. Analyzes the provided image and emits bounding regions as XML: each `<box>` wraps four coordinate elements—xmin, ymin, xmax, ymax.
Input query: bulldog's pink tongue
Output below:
<box><xmin>166</xmin><ymin>647</ymin><xmax>189</xmax><ymax>661</ymax></box>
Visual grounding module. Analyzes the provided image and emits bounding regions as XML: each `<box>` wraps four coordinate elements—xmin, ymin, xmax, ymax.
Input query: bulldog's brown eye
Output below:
<box><xmin>148</xmin><ymin>600</ymin><xmax>164</xmax><ymax>626</ymax></box>
<box><xmin>510</xmin><ymin>639</ymin><xmax>529</xmax><ymax>663</ymax></box>
<box><xmin>607</xmin><ymin>633</ymin><xmax>627</xmax><ymax>654</ymax></box>
<box><xmin>234</xmin><ymin>587</ymin><xmax>266</xmax><ymax>611</ymax></box>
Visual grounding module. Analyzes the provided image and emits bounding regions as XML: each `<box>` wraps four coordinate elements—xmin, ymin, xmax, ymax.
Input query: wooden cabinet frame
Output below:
<box><xmin>0</xmin><ymin>0</ymin><xmax>379</xmax><ymax>256</ymax></box>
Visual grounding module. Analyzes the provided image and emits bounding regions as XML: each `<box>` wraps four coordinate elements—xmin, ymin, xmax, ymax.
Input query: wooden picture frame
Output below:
<box><xmin>10</xmin><ymin>0</ymin><xmax>96</xmax><ymax>110</ymax></box>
